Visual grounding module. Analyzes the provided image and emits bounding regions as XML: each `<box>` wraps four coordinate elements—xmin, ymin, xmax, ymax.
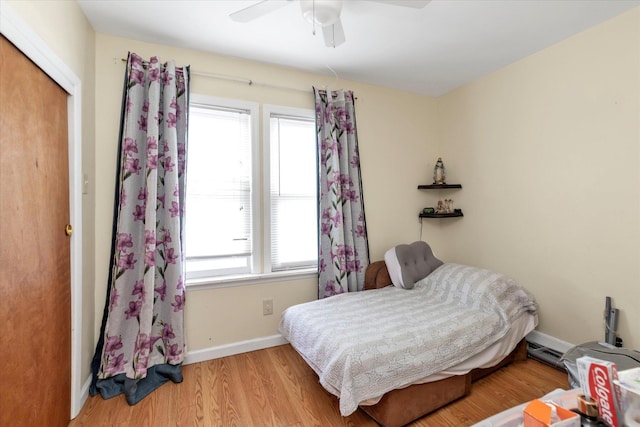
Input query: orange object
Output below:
<box><xmin>523</xmin><ymin>399</ymin><xmax>580</xmax><ymax>427</ymax></box>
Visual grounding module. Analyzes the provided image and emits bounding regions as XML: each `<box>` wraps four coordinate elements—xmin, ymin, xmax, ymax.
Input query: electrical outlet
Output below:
<box><xmin>263</xmin><ymin>299</ymin><xmax>273</xmax><ymax>316</ymax></box>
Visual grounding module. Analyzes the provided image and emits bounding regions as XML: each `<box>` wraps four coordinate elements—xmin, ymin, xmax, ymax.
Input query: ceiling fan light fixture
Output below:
<box><xmin>300</xmin><ymin>0</ymin><xmax>343</xmax><ymax>26</ymax></box>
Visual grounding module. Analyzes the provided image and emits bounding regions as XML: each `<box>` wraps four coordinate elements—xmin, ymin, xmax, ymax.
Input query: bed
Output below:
<box><xmin>279</xmin><ymin>241</ymin><xmax>537</xmax><ymax>427</ymax></box>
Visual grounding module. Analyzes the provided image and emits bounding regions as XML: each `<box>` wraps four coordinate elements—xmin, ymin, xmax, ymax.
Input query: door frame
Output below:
<box><xmin>0</xmin><ymin>3</ymin><xmax>84</xmax><ymax>418</ymax></box>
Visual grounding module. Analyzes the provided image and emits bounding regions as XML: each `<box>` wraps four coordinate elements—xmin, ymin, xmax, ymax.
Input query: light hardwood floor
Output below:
<box><xmin>69</xmin><ymin>344</ymin><xmax>569</xmax><ymax>427</ymax></box>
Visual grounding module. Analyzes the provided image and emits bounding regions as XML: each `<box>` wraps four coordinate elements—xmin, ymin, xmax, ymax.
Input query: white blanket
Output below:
<box><xmin>279</xmin><ymin>263</ymin><xmax>538</xmax><ymax>416</ymax></box>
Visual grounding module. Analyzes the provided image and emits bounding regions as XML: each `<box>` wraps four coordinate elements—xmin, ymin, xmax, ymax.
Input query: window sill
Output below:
<box><xmin>186</xmin><ymin>268</ymin><xmax>317</xmax><ymax>291</ymax></box>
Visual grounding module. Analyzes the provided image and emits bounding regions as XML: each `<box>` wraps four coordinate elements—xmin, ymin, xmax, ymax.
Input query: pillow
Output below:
<box><xmin>384</xmin><ymin>241</ymin><xmax>443</xmax><ymax>289</ymax></box>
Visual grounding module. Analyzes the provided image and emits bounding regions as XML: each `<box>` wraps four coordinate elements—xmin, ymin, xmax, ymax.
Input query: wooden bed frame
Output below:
<box><xmin>357</xmin><ymin>260</ymin><xmax>528</xmax><ymax>427</ymax></box>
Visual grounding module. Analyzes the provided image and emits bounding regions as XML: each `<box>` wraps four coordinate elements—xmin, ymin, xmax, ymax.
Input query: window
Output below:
<box><xmin>264</xmin><ymin>106</ymin><xmax>317</xmax><ymax>272</ymax></box>
<box><xmin>186</xmin><ymin>96</ymin><xmax>258</xmax><ymax>278</ymax></box>
<box><xmin>185</xmin><ymin>95</ymin><xmax>317</xmax><ymax>281</ymax></box>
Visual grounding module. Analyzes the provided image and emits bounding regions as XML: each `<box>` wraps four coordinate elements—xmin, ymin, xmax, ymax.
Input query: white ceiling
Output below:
<box><xmin>78</xmin><ymin>0</ymin><xmax>639</xmax><ymax>97</ymax></box>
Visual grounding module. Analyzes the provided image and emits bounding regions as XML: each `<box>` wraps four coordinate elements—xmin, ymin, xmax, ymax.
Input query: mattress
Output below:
<box><xmin>359</xmin><ymin>310</ymin><xmax>537</xmax><ymax>405</ymax></box>
<box><xmin>280</xmin><ymin>263</ymin><xmax>539</xmax><ymax>415</ymax></box>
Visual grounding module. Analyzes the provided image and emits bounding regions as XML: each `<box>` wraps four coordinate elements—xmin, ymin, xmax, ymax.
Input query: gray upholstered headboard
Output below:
<box><xmin>384</xmin><ymin>241</ymin><xmax>443</xmax><ymax>289</ymax></box>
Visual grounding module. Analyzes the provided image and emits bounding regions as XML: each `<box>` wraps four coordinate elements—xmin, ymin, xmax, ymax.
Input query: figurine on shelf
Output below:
<box><xmin>433</xmin><ymin>157</ymin><xmax>446</xmax><ymax>184</ymax></box>
<box><xmin>445</xmin><ymin>199</ymin><xmax>454</xmax><ymax>213</ymax></box>
<box><xmin>436</xmin><ymin>199</ymin><xmax>446</xmax><ymax>214</ymax></box>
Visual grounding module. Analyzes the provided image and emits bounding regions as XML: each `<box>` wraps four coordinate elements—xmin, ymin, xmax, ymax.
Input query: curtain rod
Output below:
<box><xmin>120</xmin><ymin>57</ymin><xmax>312</xmax><ymax>94</ymax></box>
<box><xmin>193</xmin><ymin>70</ymin><xmax>313</xmax><ymax>94</ymax></box>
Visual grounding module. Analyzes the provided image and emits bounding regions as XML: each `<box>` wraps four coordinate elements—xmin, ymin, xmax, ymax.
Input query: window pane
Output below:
<box><xmin>275</xmin><ymin>118</ymin><xmax>316</xmax><ymax>195</ymax></box>
<box><xmin>186</xmin><ymin>256</ymin><xmax>249</xmax><ymax>279</ymax></box>
<box><xmin>272</xmin><ymin>196</ymin><xmax>317</xmax><ymax>267</ymax></box>
<box><xmin>186</xmin><ymin>195</ymin><xmax>250</xmax><ymax>257</ymax></box>
<box><xmin>186</xmin><ymin>104</ymin><xmax>253</xmax><ymax>274</ymax></box>
<box><xmin>270</xmin><ymin>114</ymin><xmax>317</xmax><ymax>271</ymax></box>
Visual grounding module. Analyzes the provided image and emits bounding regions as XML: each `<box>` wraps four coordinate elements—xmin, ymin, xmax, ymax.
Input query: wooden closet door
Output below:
<box><xmin>0</xmin><ymin>35</ymin><xmax>71</xmax><ymax>427</ymax></box>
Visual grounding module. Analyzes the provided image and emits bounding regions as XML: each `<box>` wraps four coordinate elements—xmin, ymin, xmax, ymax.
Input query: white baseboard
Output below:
<box><xmin>526</xmin><ymin>330</ymin><xmax>575</xmax><ymax>354</ymax></box>
<box><xmin>184</xmin><ymin>334</ymin><xmax>289</xmax><ymax>365</ymax></box>
<box><xmin>184</xmin><ymin>332</ymin><xmax>574</xmax><ymax>366</ymax></box>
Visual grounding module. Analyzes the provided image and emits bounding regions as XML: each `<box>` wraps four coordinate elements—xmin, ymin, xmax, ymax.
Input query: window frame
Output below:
<box><xmin>262</xmin><ymin>104</ymin><xmax>317</xmax><ymax>274</ymax></box>
<box><xmin>186</xmin><ymin>94</ymin><xmax>261</xmax><ymax>280</ymax></box>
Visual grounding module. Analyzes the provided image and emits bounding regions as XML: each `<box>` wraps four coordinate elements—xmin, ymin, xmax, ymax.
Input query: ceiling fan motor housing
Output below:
<box><xmin>300</xmin><ymin>0</ymin><xmax>343</xmax><ymax>26</ymax></box>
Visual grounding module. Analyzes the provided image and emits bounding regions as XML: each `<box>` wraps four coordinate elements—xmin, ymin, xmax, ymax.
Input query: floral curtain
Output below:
<box><xmin>90</xmin><ymin>53</ymin><xmax>189</xmax><ymax>405</ymax></box>
<box><xmin>315</xmin><ymin>88</ymin><xmax>370</xmax><ymax>298</ymax></box>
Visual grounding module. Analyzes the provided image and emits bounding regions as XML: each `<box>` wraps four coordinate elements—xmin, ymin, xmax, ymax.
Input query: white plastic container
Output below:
<box><xmin>614</xmin><ymin>367</ymin><xmax>640</xmax><ymax>427</ymax></box>
<box><xmin>472</xmin><ymin>389</ymin><xmax>581</xmax><ymax>427</ymax></box>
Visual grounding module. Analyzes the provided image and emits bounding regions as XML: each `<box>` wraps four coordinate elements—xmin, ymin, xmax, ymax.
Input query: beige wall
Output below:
<box><xmin>436</xmin><ymin>8</ymin><xmax>640</xmax><ymax>350</ymax></box>
<box><xmin>5</xmin><ymin>0</ymin><xmax>97</xmax><ymax>382</ymax></box>
<box><xmin>94</xmin><ymin>34</ymin><xmax>438</xmax><ymax>350</ymax></box>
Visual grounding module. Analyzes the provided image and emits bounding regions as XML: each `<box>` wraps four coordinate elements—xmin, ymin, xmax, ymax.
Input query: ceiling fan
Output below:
<box><xmin>230</xmin><ymin>0</ymin><xmax>431</xmax><ymax>48</ymax></box>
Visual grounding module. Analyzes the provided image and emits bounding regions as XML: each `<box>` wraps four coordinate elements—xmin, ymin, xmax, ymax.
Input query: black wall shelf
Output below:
<box><xmin>419</xmin><ymin>209</ymin><xmax>463</xmax><ymax>218</ymax></box>
<box><xmin>417</xmin><ymin>184</ymin><xmax>462</xmax><ymax>190</ymax></box>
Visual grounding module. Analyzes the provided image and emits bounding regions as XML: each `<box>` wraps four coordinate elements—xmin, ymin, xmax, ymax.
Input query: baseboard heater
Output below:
<box><xmin>527</xmin><ymin>341</ymin><xmax>566</xmax><ymax>371</ymax></box>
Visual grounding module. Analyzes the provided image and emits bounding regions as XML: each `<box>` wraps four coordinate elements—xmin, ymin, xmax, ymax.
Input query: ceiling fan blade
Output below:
<box><xmin>322</xmin><ymin>18</ymin><xmax>346</xmax><ymax>48</ymax></box>
<box><xmin>230</xmin><ymin>0</ymin><xmax>292</xmax><ymax>23</ymax></box>
<box><xmin>365</xmin><ymin>0</ymin><xmax>431</xmax><ymax>9</ymax></box>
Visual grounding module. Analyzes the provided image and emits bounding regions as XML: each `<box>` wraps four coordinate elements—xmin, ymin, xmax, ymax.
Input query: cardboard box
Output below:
<box><xmin>577</xmin><ymin>356</ymin><xmax>624</xmax><ymax>427</ymax></box>
<box><xmin>523</xmin><ymin>399</ymin><xmax>580</xmax><ymax>427</ymax></box>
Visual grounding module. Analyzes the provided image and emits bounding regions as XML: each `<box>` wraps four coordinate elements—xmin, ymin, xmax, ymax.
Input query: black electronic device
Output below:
<box><xmin>604</xmin><ymin>296</ymin><xmax>619</xmax><ymax>347</ymax></box>
<box><xmin>421</xmin><ymin>207</ymin><xmax>435</xmax><ymax>215</ymax></box>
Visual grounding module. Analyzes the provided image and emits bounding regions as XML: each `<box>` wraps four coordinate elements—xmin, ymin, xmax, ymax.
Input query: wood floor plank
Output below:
<box><xmin>268</xmin><ymin>350</ymin><xmax>334</xmax><ymax>426</ymax></box>
<box><xmin>234</xmin><ymin>351</ymin><xmax>283</xmax><ymax>426</ymax></box>
<box><xmin>176</xmin><ymin>362</ymin><xmax>206</xmax><ymax>426</ymax></box>
<box><xmin>70</xmin><ymin>344</ymin><xmax>569</xmax><ymax>427</ymax></box>
<box><xmin>252</xmin><ymin>350</ymin><xmax>305</xmax><ymax>426</ymax></box>
<box><xmin>208</xmin><ymin>357</ymin><xmax>250</xmax><ymax>427</ymax></box>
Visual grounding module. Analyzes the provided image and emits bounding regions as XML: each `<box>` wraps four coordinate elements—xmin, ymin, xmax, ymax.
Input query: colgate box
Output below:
<box><xmin>577</xmin><ymin>356</ymin><xmax>625</xmax><ymax>427</ymax></box>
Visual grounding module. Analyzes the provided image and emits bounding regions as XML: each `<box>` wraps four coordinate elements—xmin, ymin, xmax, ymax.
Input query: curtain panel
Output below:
<box><xmin>314</xmin><ymin>88</ymin><xmax>370</xmax><ymax>298</ymax></box>
<box><xmin>90</xmin><ymin>53</ymin><xmax>189</xmax><ymax>405</ymax></box>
